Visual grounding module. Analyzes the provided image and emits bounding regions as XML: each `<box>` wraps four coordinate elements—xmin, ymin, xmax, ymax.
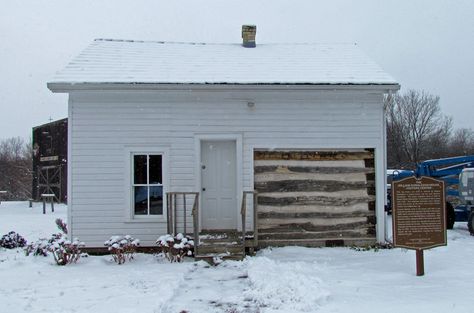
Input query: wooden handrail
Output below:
<box><xmin>192</xmin><ymin>193</ymin><xmax>199</xmax><ymax>256</ymax></box>
<box><xmin>166</xmin><ymin>191</ymin><xmax>257</xmax><ymax>258</ymax></box>
<box><xmin>241</xmin><ymin>192</ymin><xmax>247</xmax><ymax>255</ymax></box>
<box><xmin>165</xmin><ymin>191</ymin><xmax>199</xmax><ymax>237</ymax></box>
<box><xmin>166</xmin><ymin>191</ymin><xmax>199</xmax><ymax>255</ymax></box>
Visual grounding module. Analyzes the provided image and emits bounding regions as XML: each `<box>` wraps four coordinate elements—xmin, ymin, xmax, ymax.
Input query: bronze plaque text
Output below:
<box><xmin>392</xmin><ymin>176</ymin><xmax>446</xmax><ymax>249</ymax></box>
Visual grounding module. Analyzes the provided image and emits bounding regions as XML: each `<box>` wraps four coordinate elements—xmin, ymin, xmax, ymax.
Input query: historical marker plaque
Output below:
<box><xmin>392</xmin><ymin>176</ymin><xmax>447</xmax><ymax>250</ymax></box>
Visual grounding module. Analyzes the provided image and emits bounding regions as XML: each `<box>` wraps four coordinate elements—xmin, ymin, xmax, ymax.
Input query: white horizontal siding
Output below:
<box><xmin>69</xmin><ymin>89</ymin><xmax>385</xmax><ymax>247</ymax></box>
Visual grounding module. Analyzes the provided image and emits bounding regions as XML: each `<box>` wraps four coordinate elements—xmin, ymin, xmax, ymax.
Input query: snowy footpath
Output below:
<box><xmin>1</xmin><ymin>201</ymin><xmax>473</xmax><ymax>313</ymax></box>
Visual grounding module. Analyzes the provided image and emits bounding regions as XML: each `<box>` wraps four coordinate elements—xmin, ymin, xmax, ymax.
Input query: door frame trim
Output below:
<box><xmin>195</xmin><ymin>134</ymin><xmax>243</xmax><ymax>231</ymax></box>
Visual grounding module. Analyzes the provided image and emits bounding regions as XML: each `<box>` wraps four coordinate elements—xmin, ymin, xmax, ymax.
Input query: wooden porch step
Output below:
<box><xmin>195</xmin><ymin>253</ymin><xmax>245</xmax><ymax>263</ymax></box>
<box><xmin>195</xmin><ymin>230</ymin><xmax>246</xmax><ymax>263</ymax></box>
<box><xmin>198</xmin><ymin>244</ymin><xmax>243</xmax><ymax>255</ymax></box>
<box><xmin>200</xmin><ymin>241</ymin><xmax>240</xmax><ymax>247</ymax></box>
<box><xmin>200</xmin><ymin>232</ymin><xmax>240</xmax><ymax>241</ymax></box>
<box><xmin>200</xmin><ymin>237</ymin><xmax>240</xmax><ymax>244</ymax></box>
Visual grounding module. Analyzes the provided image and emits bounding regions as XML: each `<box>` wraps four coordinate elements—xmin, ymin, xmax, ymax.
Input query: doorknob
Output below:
<box><xmin>202</xmin><ymin>188</ymin><xmax>206</xmax><ymax>191</ymax></box>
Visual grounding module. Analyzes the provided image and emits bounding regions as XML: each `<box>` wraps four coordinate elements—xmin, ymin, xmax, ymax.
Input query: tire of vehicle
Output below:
<box><xmin>468</xmin><ymin>211</ymin><xmax>474</xmax><ymax>236</ymax></box>
<box><xmin>446</xmin><ymin>202</ymin><xmax>455</xmax><ymax>230</ymax></box>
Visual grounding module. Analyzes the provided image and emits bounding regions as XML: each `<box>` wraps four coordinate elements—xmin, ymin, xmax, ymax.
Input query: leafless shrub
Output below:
<box><xmin>0</xmin><ymin>137</ymin><xmax>32</xmax><ymax>200</ymax></box>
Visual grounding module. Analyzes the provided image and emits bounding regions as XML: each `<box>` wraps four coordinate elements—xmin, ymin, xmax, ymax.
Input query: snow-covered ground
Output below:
<box><xmin>1</xmin><ymin>201</ymin><xmax>473</xmax><ymax>313</ymax></box>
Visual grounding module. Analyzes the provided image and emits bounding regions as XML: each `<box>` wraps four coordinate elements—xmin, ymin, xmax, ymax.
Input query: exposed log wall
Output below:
<box><xmin>254</xmin><ymin>149</ymin><xmax>376</xmax><ymax>247</ymax></box>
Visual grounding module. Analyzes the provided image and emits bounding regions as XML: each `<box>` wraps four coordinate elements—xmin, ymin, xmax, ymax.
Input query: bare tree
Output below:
<box><xmin>449</xmin><ymin>128</ymin><xmax>474</xmax><ymax>156</ymax></box>
<box><xmin>385</xmin><ymin>89</ymin><xmax>452</xmax><ymax>168</ymax></box>
<box><xmin>0</xmin><ymin>137</ymin><xmax>32</xmax><ymax>200</ymax></box>
<box><xmin>385</xmin><ymin>94</ymin><xmax>407</xmax><ymax>168</ymax></box>
<box><xmin>424</xmin><ymin>116</ymin><xmax>453</xmax><ymax>159</ymax></box>
<box><xmin>0</xmin><ymin>137</ymin><xmax>27</xmax><ymax>161</ymax></box>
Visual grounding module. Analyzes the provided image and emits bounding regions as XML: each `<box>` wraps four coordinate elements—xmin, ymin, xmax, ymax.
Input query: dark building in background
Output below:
<box><xmin>32</xmin><ymin>118</ymin><xmax>68</xmax><ymax>203</ymax></box>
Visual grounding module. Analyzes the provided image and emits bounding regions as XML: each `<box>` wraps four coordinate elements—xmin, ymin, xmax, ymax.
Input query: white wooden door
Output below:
<box><xmin>201</xmin><ymin>140</ymin><xmax>237</xmax><ymax>230</ymax></box>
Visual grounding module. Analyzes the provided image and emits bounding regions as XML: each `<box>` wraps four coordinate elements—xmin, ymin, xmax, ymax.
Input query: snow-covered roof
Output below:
<box><xmin>49</xmin><ymin>38</ymin><xmax>399</xmax><ymax>89</ymax></box>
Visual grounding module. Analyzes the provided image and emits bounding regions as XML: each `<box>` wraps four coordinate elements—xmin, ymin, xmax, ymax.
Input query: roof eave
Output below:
<box><xmin>47</xmin><ymin>82</ymin><xmax>401</xmax><ymax>93</ymax></box>
<box><xmin>32</xmin><ymin>117</ymin><xmax>68</xmax><ymax>130</ymax></box>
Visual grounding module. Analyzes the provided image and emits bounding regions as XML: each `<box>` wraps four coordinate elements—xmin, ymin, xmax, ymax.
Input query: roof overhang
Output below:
<box><xmin>48</xmin><ymin>82</ymin><xmax>400</xmax><ymax>93</ymax></box>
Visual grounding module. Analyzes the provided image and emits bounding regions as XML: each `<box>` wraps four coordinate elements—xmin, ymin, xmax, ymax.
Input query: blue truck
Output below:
<box><xmin>387</xmin><ymin>155</ymin><xmax>474</xmax><ymax>233</ymax></box>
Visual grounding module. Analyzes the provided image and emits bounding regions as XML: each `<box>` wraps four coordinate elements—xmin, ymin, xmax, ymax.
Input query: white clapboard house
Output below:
<box><xmin>48</xmin><ymin>26</ymin><xmax>399</xmax><ymax>259</ymax></box>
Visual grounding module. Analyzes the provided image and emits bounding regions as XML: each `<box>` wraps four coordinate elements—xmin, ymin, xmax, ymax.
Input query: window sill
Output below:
<box><xmin>124</xmin><ymin>217</ymin><xmax>166</xmax><ymax>223</ymax></box>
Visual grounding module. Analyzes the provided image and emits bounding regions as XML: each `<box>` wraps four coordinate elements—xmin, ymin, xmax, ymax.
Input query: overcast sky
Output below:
<box><xmin>1</xmin><ymin>0</ymin><xmax>473</xmax><ymax>140</ymax></box>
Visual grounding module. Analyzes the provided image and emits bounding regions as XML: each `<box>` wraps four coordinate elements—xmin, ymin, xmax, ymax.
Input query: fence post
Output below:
<box><xmin>0</xmin><ymin>191</ymin><xmax>7</xmax><ymax>205</ymax></box>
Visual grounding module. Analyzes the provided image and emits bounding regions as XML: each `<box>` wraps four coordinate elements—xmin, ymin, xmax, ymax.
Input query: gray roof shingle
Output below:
<box><xmin>50</xmin><ymin>38</ymin><xmax>398</xmax><ymax>86</ymax></box>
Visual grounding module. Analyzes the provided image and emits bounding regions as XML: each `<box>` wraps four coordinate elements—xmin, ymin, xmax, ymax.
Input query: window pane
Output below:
<box><xmin>149</xmin><ymin>155</ymin><xmax>162</xmax><ymax>184</ymax></box>
<box><xmin>149</xmin><ymin>186</ymin><xmax>163</xmax><ymax>215</ymax></box>
<box><xmin>462</xmin><ymin>173</ymin><xmax>468</xmax><ymax>185</ymax></box>
<box><xmin>134</xmin><ymin>186</ymin><xmax>148</xmax><ymax>215</ymax></box>
<box><xmin>134</xmin><ymin>155</ymin><xmax>147</xmax><ymax>184</ymax></box>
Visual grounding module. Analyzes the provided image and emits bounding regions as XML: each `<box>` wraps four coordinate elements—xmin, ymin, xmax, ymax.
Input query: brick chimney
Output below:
<box><xmin>242</xmin><ymin>25</ymin><xmax>256</xmax><ymax>48</ymax></box>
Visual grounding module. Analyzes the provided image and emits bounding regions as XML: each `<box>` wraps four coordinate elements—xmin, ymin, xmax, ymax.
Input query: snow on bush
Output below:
<box><xmin>49</xmin><ymin>233</ymin><xmax>85</xmax><ymax>266</ymax></box>
<box><xmin>243</xmin><ymin>257</ymin><xmax>330</xmax><ymax>312</ymax></box>
<box><xmin>0</xmin><ymin>231</ymin><xmax>27</xmax><ymax>249</ymax></box>
<box><xmin>24</xmin><ymin>219</ymin><xmax>85</xmax><ymax>266</ymax></box>
<box><xmin>104</xmin><ymin>235</ymin><xmax>140</xmax><ymax>265</ymax></box>
<box><xmin>24</xmin><ymin>234</ymin><xmax>61</xmax><ymax>257</ymax></box>
<box><xmin>156</xmin><ymin>233</ymin><xmax>194</xmax><ymax>262</ymax></box>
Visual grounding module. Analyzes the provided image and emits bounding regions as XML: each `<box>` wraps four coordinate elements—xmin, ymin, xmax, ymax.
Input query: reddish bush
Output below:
<box><xmin>49</xmin><ymin>235</ymin><xmax>85</xmax><ymax>266</ymax></box>
<box><xmin>55</xmin><ymin>218</ymin><xmax>68</xmax><ymax>234</ymax></box>
<box><xmin>25</xmin><ymin>220</ymin><xmax>85</xmax><ymax>266</ymax></box>
<box><xmin>156</xmin><ymin>233</ymin><xmax>194</xmax><ymax>262</ymax></box>
<box><xmin>0</xmin><ymin>231</ymin><xmax>27</xmax><ymax>249</ymax></box>
<box><xmin>104</xmin><ymin>235</ymin><xmax>140</xmax><ymax>265</ymax></box>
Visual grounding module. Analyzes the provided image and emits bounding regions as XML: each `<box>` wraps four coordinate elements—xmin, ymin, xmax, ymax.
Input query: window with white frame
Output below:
<box><xmin>132</xmin><ymin>154</ymin><xmax>163</xmax><ymax>216</ymax></box>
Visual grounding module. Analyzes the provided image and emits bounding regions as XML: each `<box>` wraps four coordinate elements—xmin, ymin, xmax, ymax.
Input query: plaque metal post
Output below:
<box><xmin>416</xmin><ymin>249</ymin><xmax>424</xmax><ymax>276</ymax></box>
